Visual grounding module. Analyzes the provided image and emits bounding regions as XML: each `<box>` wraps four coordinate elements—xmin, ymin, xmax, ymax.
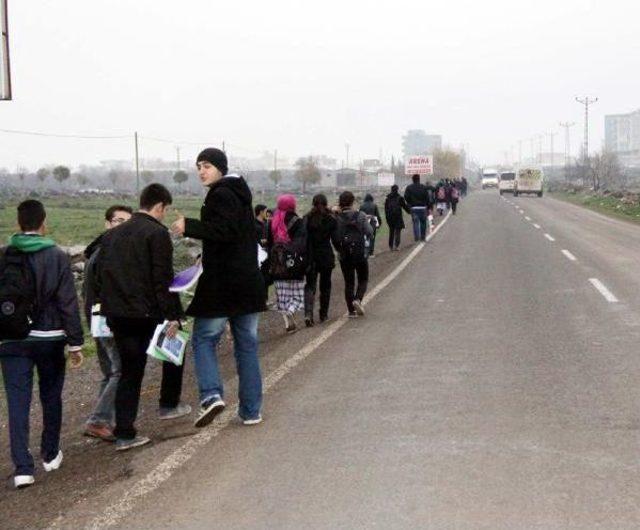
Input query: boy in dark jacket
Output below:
<box><xmin>98</xmin><ymin>184</ymin><xmax>187</xmax><ymax>451</ymax></box>
<box><xmin>403</xmin><ymin>174</ymin><xmax>432</xmax><ymax>241</ymax></box>
<box><xmin>384</xmin><ymin>185</ymin><xmax>411</xmax><ymax>251</ymax></box>
<box><xmin>82</xmin><ymin>205</ymin><xmax>132</xmax><ymax>442</ymax></box>
<box><xmin>172</xmin><ymin>148</ymin><xmax>265</xmax><ymax>428</ymax></box>
<box><xmin>359</xmin><ymin>193</ymin><xmax>382</xmax><ymax>257</ymax></box>
<box><xmin>0</xmin><ymin>200</ymin><xmax>83</xmax><ymax>489</ymax></box>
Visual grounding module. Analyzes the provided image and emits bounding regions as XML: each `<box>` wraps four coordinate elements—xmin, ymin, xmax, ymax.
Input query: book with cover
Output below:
<box><xmin>146</xmin><ymin>321</ymin><xmax>189</xmax><ymax>366</ymax></box>
<box><xmin>170</xmin><ymin>263</ymin><xmax>203</xmax><ymax>293</ymax></box>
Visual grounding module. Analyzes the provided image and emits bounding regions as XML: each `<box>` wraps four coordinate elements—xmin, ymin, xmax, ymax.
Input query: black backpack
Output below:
<box><xmin>0</xmin><ymin>247</ymin><xmax>36</xmax><ymax>340</ymax></box>
<box><xmin>340</xmin><ymin>212</ymin><xmax>366</xmax><ymax>262</ymax></box>
<box><xmin>269</xmin><ymin>216</ymin><xmax>308</xmax><ymax>280</ymax></box>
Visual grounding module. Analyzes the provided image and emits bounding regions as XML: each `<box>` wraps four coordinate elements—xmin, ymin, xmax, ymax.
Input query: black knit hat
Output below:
<box><xmin>196</xmin><ymin>148</ymin><xmax>228</xmax><ymax>176</ymax></box>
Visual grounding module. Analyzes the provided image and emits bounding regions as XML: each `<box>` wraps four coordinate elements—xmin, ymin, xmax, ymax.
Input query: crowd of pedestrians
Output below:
<box><xmin>0</xmin><ymin>147</ymin><xmax>468</xmax><ymax>489</ymax></box>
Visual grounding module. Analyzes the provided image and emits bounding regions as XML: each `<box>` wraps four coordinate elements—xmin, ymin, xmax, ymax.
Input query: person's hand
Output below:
<box><xmin>166</xmin><ymin>320</ymin><xmax>180</xmax><ymax>339</ymax></box>
<box><xmin>171</xmin><ymin>211</ymin><xmax>186</xmax><ymax>236</ymax></box>
<box><xmin>68</xmin><ymin>348</ymin><xmax>84</xmax><ymax>369</ymax></box>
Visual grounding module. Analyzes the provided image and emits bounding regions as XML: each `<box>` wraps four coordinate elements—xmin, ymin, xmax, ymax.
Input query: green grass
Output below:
<box><xmin>550</xmin><ymin>191</ymin><xmax>640</xmax><ymax>224</ymax></box>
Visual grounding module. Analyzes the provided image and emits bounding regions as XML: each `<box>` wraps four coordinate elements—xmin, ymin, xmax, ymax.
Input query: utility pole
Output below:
<box><xmin>537</xmin><ymin>134</ymin><xmax>544</xmax><ymax>163</ymax></box>
<box><xmin>575</xmin><ymin>96</ymin><xmax>598</xmax><ymax>161</ymax></box>
<box><xmin>273</xmin><ymin>149</ymin><xmax>278</xmax><ymax>171</ymax></box>
<box><xmin>518</xmin><ymin>140</ymin><xmax>523</xmax><ymax>165</ymax></box>
<box><xmin>222</xmin><ymin>140</ymin><xmax>226</xmax><ymax>153</ymax></box>
<box><xmin>134</xmin><ymin>131</ymin><xmax>140</xmax><ymax>195</ymax></box>
<box><xmin>530</xmin><ymin>137</ymin><xmax>535</xmax><ymax>163</ymax></box>
<box><xmin>176</xmin><ymin>146</ymin><xmax>181</xmax><ymax>170</ymax></box>
<box><xmin>547</xmin><ymin>131</ymin><xmax>557</xmax><ymax>166</ymax></box>
<box><xmin>345</xmin><ymin>142</ymin><xmax>350</xmax><ymax>169</ymax></box>
<box><xmin>559</xmin><ymin>121</ymin><xmax>575</xmax><ymax>182</ymax></box>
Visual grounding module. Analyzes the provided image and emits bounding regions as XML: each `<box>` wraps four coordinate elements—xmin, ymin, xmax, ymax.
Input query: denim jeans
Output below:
<box><xmin>0</xmin><ymin>340</ymin><xmax>66</xmax><ymax>476</ymax></box>
<box><xmin>411</xmin><ymin>208</ymin><xmax>427</xmax><ymax>241</ymax></box>
<box><xmin>86</xmin><ymin>337</ymin><xmax>121</xmax><ymax>427</ymax></box>
<box><xmin>192</xmin><ymin>313</ymin><xmax>262</xmax><ymax>420</ymax></box>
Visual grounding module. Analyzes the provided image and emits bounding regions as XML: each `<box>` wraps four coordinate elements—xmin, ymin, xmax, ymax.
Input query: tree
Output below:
<box><xmin>53</xmin><ymin>165</ymin><xmax>71</xmax><ymax>187</ymax></box>
<box><xmin>268</xmin><ymin>169</ymin><xmax>283</xmax><ymax>189</ymax></box>
<box><xmin>294</xmin><ymin>156</ymin><xmax>321</xmax><ymax>194</ymax></box>
<box><xmin>433</xmin><ymin>148</ymin><xmax>462</xmax><ymax>182</ymax></box>
<box><xmin>141</xmin><ymin>170</ymin><xmax>155</xmax><ymax>184</ymax></box>
<box><xmin>107</xmin><ymin>170</ymin><xmax>119</xmax><ymax>188</ymax></box>
<box><xmin>16</xmin><ymin>166</ymin><xmax>28</xmax><ymax>190</ymax></box>
<box><xmin>173</xmin><ymin>170</ymin><xmax>189</xmax><ymax>191</ymax></box>
<box><xmin>75</xmin><ymin>173</ymin><xmax>90</xmax><ymax>187</ymax></box>
<box><xmin>592</xmin><ymin>148</ymin><xmax>624</xmax><ymax>191</ymax></box>
<box><xmin>36</xmin><ymin>167</ymin><xmax>50</xmax><ymax>185</ymax></box>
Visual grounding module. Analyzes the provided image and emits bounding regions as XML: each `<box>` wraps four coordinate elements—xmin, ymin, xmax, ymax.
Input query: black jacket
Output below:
<box><xmin>184</xmin><ymin>176</ymin><xmax>266</xmax><ymax>318</ymax></box>
<box><xmin>404</xmin><ymin>182</ymin><xmax>432</xmax><ymax>208</ymax></box>
<box><xmin>359</xmin><ymin>198</ymin><xmax>382</xmax><ymax>229</ymax></box>
<box><xmin>97</xmin><ymin>212</ymin><xmax>183</xmax><ymax>322</ymax></box>
<box><xmin>332</xmin><ymin>209</ymin><xmax>374</xmax><ymax>261</ymax></box>
<box><xmin>82</xmin><ymin>232</ymin><xmax>105</xmax><ymax>324</ymax></box>
<box><xmin>304</xmin><ymin>211</ymin><xmax>338</xmax><ymax>270</ymax></box>
<box><xmin>384</xmin><ymin>191</ymin><xmax>410</xmax><ymax>228</ymax></box>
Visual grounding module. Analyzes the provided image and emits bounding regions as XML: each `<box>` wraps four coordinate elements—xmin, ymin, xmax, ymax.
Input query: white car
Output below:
<box><xmin>499</xmin><ymin>171</ymin><xmax>516</xmax><ymax>194</ymax></box>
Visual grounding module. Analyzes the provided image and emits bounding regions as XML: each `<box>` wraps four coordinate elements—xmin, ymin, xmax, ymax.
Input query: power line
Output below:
<box><xmin>0</xmin><ymin>127</ymin><xmax>129</xmax><ymax>139</ymax></box>
<box><xmin>575</xmin><ymin>96</ymin><xmax>598</xmax><ymax>160</ymax></box>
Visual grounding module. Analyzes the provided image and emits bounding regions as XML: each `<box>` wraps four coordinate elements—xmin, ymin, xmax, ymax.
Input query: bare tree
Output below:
<box><xmin>268</xmin><ymin>169</ymin><xmax>283</xmax><ymax>189</ymax></box>
<box><xmin>592</xmin><ymin>148</ymin><xmax>624</xmax><ymax>191</ymax></box>
<box><xmin>294</xmin><ymin>156</ymin><xmax>321</xmax><ymax>194</ymax></box>
<box><xmin>433</xmin><ymin>148</ymin><xmax>462</xmax><ymax>182</ymax></box>
<box><xmin>75</xmin><ymin>173</ymin><xmax>90</xmax><ymax>187</ymax></box>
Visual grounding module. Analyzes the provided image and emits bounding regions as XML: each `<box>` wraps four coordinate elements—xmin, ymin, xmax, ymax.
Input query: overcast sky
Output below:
<box><xmin>1</xmin><ymin>0</ymin><xmax>639</xmax><ymax>170</ymax></box>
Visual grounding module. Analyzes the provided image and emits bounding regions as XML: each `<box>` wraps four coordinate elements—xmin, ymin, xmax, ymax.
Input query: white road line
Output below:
<box><xmin>589</xmin><ymin>278</ymin><xmax>619</xmax><ymax>303</ymax></box>
<box><xmin>562</xmin><ymin>249</ymin><xmax>577</xmax><ymax>261</ymax></box>
<box><xmin>525</xmin><ymin>216</ymin><xmax>532</xmax><ymax>221</ymax></box>
<box><xmin>544</xmin><ymin>233</ymin><xmax>555</xmax><ymax>242</ymax></box>
<box><xmin>533</xmin><ymin>223</ymin><xmax>541</xmax><ymax>229</ymax></box>
<box><xmin>77</xmin><ymin>212</ymin><xmax>454</xmax><ymax>530</ymax></box>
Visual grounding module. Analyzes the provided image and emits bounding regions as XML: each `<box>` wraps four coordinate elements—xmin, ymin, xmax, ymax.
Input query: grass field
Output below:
<box><xmin>550</xmin><ymin>191</ymin><xmax>640</xmax><ymax>225</ymax></box>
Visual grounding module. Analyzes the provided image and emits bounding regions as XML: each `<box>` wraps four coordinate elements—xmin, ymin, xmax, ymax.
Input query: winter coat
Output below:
<box><xmin>384</xmin><ymin>191</ymin><xmax>410</xmax><ymax>228</ymax></box>
<box><xmin>0</xmin><ymin>234</ymin><xmax>83</xmax><ymax>352</ymax></box>
<box><xmin>359</xmin><ymin>197</ymin><xmax>382</xmax><ymax>229</ymax></box>
<box><xmin>403</xmin><ymin>182</ymin><xmax>432</xmax><ymax>208</ymax></box>
<box><xmin>331</xmin><ymin>209</ymin><xmax>374</xmax><ymax>262</ymax></box>
<box><xmin>98</xmin><ymin>212</ymin><xmax>183</xmax><ymax>322</ymax></box>
<box><xmin>304</xmin><ymin>211</ymin><xmax>338</xmax><ymax>270</ymax></box>
<box><xmin>82</xmin><ymin>232</ymin><xmax>105</xmax><ymax>324</ymax></box>
<box><xmin>184</xmin><ymin>175</ymin><xmax>266</xmax><ymax>318</ymax></box>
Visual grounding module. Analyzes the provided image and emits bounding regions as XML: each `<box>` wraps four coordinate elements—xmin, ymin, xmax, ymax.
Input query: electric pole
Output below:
<box><xmin>176</xmin><ymin>146</ymin><xmax>181</xmax><ymax>170</ymax></box>
<box><xmin>345</xmin><ymin>142</ymin><xmax>350</xmax><ymax>169</ymax></box>
<box><xmin>559</xmin><ymin>121</ymin><xmax>575</xmax><ymax>171</ymax></box>
<box><xmin>134</xmin><ymin>131</ymin><xmax>140</xmax><ymax>195</ymax></box>
<box><xmin>547</xmin><ymin>131</ymin><xmax>557</xmax><ymax>166</ymax></box>
<box><xmin>575</xmin><ymin>96</ymin><xmax>598</xmax><ymax>161</ymax></box>
<box><xmin>518</xmin><ymin>140</ymin><xmax>523</xmax><ymax>165</ymax></box>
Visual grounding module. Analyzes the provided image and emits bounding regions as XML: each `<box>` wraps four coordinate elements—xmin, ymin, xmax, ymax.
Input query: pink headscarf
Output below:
<box><xmin>271</xmin><ymin>194</ymin><xmax>297</xmax><ymax>243</ymax></box>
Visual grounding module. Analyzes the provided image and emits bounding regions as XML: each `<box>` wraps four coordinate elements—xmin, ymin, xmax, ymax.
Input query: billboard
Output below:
<box><xmin>405</xmin><ymin>155</ymin><xmax>433</xmax><ymax>175</ymax></box>
<box><xmin>377</xmin><ymin>172</ymin><xmax>395</xmax><ymax>187</ymax></box>
<box><xmin>0</xmin><ymin>0</ymin><xmax>11</xmax><ymax>100</ymax></box>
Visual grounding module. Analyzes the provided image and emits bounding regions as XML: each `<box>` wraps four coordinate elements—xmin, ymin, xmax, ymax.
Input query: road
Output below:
<box><xmin>72</xmin><ymin>192</ymin><xmax>640</xmax><ymax>528</ymax></box>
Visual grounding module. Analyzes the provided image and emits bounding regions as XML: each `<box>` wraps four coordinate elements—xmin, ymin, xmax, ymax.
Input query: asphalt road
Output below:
<box><xmin>73</xmin><ymin>192</ymin><xmax>640</xmax><ymax>528</ymax></box>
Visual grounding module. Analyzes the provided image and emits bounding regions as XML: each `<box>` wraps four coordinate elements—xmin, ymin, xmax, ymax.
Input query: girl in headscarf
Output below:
<box><xmin>268</xmin><ymin>194</ymin><xmax>306</xmax><ymax>334</ymax></box>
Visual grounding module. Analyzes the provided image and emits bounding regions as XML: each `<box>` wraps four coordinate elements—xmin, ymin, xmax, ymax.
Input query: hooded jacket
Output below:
<box><xmin>0</xmin><ymin>234</ymin><xmax>83</xmax><ymax>351</ymax></box>
<box><xmin>359</xmin><ymin>194</ymin><xmax>382</xmax><ymax>228</ymax></box>
<box><xmin>184</xmin><ymin>175</ymin><xmax>266</xmax><ymax>318</ymax></box>
<box><xmin>384</xmin><ymin>190</ymin><xmax>410</xmax><ymax>228</ymax></box>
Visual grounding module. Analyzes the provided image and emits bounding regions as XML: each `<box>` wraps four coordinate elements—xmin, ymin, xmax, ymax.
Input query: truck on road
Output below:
<box><xmin>514</xmin><ymin>167</ymin><xmax>544</xmax><ymax>197</ymax></box>
<box><xmin>499</xmin><ymin>171</ymin><xmax>516</xmax><ymax>195</ymax></box>
<box><xmin>481</xmin><ymin>168</ymin><xmax>499</xmax><ymax>189</ymax></box>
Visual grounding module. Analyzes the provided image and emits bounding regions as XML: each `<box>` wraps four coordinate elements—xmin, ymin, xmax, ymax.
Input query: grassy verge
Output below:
<box><xmin>549</xmin><ymin>191</ymin><xmax>640</xmax><ymax>225</ymax></box>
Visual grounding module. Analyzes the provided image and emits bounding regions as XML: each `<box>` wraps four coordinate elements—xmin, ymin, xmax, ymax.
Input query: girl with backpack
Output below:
<box><xmin>268</xmin><ymin>194</ymin><xmax>307</xmax><ymax>334</ymax></box>
<box><xmin>384</xmin><ymin>185</ymin><xmax>410</xmax><ymax>251</ymax></box>
<box><xmin>331</xmin><ymin>191</ymin><xmax>373</xmax><ymax>318</ymax></box>
<box><xmin>303</xmin><ymin>194</ymin><xmax>338</xmax><ymax>327</ymax></box>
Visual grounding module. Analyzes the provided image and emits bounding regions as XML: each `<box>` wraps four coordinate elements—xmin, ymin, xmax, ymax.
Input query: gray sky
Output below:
<box><xmin>1</xmin><ymin>0</ymin><xmax>639</xmax><ymax>170</ymax></box>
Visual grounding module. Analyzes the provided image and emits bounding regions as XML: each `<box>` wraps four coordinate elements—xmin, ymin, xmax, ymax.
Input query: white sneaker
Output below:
<box><xmin>353</xmin><ymin>300</ymin><xmax>365</xmax><ymax>316</ymax></box>
<box><xmin>14</xmin><ymin>475</ymin><xmax>35</xmax><ymax>489</ymax></box>
<box><xmin>43</xmin><ymin>450</ymin><xmax>63</xmax><ymax>472</ymax></box>
<box><xmin>242</xmin><ymin>415</ymin><xmax>263</xmax><ymax>426</ymax></box>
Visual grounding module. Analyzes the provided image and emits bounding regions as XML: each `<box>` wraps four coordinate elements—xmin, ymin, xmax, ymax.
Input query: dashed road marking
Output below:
<box><xmin>544</xmin><ymin>234</ymin><xmax>555</xmax><ymax>242</ymax></box>
<box><xmin>562</xmin><ymin>250</ymin><xmax>577</xmax><ymax>261</ymax></box>
<box><xmin>589</xmin><ymin>278</ymin><xmax>619</xmax><ymax>303</ymax></box>
<box><xmin>533</xmin><ymin>224</ymin><xmax>541</xmax><ymax>229</ymax></box>
<box><xmin>525</xmin><ymin>216</ymin><xmax>532</xmax><ymax>221</ymax></box>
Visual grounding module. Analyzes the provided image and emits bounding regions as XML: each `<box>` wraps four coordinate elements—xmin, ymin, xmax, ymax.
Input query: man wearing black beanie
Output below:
<box><xmin>172</xmin><ymin>148</ymin><xmax>266</xmax><ymax>428</ymax></box>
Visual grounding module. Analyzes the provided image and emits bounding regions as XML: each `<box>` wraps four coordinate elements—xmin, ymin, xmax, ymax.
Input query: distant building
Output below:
<box><xmin>605</xmin><ymin>109</ymin><xmax>640</xmax><ymax>166</ymax></box>
<box><xmin>402</xmin><ymin>130</ymin><xmax>442</xmax><ymax>160</ymax></box>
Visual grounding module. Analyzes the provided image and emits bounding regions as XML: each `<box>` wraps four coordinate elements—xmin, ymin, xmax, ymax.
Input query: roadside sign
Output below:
<box><xmin>405</xmin><ymin>155</ymin><xmax>433</xmax><ymax>175</ymax></box>
<box><xmin>377</xmin><ymin>172</ymin><xmax>395</xmax><ymax>187</ymax></box>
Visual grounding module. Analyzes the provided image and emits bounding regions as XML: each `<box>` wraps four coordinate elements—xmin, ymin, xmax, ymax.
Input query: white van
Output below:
<box><xmin>481</xmin><ymin>168</ymin><xmax>499</xmax><ymax>189</ymax></box>
<box><xmin>499</xmin><ymin>171</ymin><xmax>516</xmax><ymax>195</ymax></box>
<box><xmin>514</xmin><ymin>167</ymin><xmax>544</xmax><ymax>197</ymax></box>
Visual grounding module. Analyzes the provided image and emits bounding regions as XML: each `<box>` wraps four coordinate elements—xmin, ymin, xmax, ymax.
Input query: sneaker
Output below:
<box><xmin>14</xmin><ymin>475</ymin><xmax>34</xmax><ymax>489</ymax></box>
<box><xmin>304</xmin><ymin>317</ymin><xmax>314</xmax><ymax>328</ymax></box>
<box><xmin>158</xmin><ymin>403</ymin><xmax>192</xmax><ymax>421</ymax></box>
<box><xmin>283</xmin><ymin>313</ymin><xmax>297</xmax><ymax>334</ymax></box>
<box><xmin>84</xmin><ymin>423</ymin><xmax>116</xmax><ymax>442</ymax></box>
<box><xmin>369</xmin><ymin>254</ymin><xmax>376</xmax><ymax>259</ymax></box>
<box><xmin>242</xmin><ymin>415</ymin><xmax>263</xmax><ymax>426</ymax></box>
<box><xmin>348</xmin><ymin>312</ymin><xmax>358</xmax><ymax>318</ymax></box>
<box><xmin>194</xmin><ymin>396</ymin><xmax>226</xmax><ymax>428</ymax></box>
<box><xmin>43</xmin><ymin>450</ymin><xmax>63</xmax><ymax>472</ymax></box>
<box><xmin>115</xmin><ymin>436</ymin><xmax>151</xmax><ymax>452</ymax></box>
<box><xmin>353</xmin><ymin>300</ymin><xmax>365</xmax><ymax>316</ymax></box>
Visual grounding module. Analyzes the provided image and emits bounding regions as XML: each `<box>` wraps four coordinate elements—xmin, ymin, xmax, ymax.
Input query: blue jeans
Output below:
<box><xmin>411</xmin><ymin>208</ymin><xmax>427</xmax><ymax>241</ymax></box>
<box><xmin>192</xmin><ymin>313</ymin><xmax>262</xmax><ymax>420</ymax></box>
<box><xmin>86</xmin><ymin>337</ymin><xmax>121</xmax><ymax>427</ymax></box>
<box><xmin>0</xmin><ymin>341</ymin><xmax>66</xmax><ymax>476</ymax></box>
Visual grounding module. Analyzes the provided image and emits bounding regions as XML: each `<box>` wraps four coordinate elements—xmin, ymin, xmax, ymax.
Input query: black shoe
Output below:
<box><xmin>194</xmin><ymin>396</ymin><xmax>226</xmax><ymax>428</ymax></box>
<box><xmin>305</xmin><ymin>317</ymin><xmax>315</xmax><ymax>328</ymax></box>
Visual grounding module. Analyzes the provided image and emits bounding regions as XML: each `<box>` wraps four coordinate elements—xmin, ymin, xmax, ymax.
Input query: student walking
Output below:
<box><xmin>98</xmin><ymin>184</ymin><xmax>189</xmax><ymax>451</ymax></box>
<box><xmin>172</xmin><ymin>148</ymin><xmax>266</xmax><ymax>427</ymax></box>
<box><xmin>0</xmin><ymin>200</ymin><xmax>84</xmax><ymax>489</ymax></box>
<box><xmin>333</xmin><ymin>191</ymin><xmax>373</xmax><ymax>317</ymax></box>
<box><xmin>359</xmin><ymin>193</ymin><xmax>382</xmax><ymax>258</ymax></box>
<box><xmin>268</xmin><ymin>194</ymin><xmax>307</xmax><ymax>334</ymax></box>
<box><xmin>404</xmin><ymin>174</ymin><xmax>432</xmax><ymax>241</ymax></box>
<box><xmin>304</xmin><ymin>194</ymin><xmax>338</xmax><ymax>327</ymax></box>
<box><xmin>436</xmin><ymin>182</ymin><xmax>448</xmax><ymax>216</ymax></box>
<box><xmin>384</xmin><ymin>184</ymin><xmax>410</xmax><ymax>251</ymax></box>
<box><xmin>83</xmin><ymin>205</ymin><xmax>132</xmax><ymax>442</ymax></box>
<box><xmin>450</xmin><ymin>183</ymin><xmax>460</xmax><ymax>215</ymax></box>
<box><xmin>254</xmin><ymin>203</ymin><xmax>272</xmax><ymax>302</ymax></box>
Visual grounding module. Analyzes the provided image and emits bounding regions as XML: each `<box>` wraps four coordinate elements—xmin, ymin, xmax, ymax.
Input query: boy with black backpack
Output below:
<box><xmin>0</xmin><ymin>200</ymin><xmax>83</xmax><ymax>489</ymax></box>
<box><xmin>332</xmin><ymin>191</ymin><xmax>373</xmax><ymax>318</ymax></box>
